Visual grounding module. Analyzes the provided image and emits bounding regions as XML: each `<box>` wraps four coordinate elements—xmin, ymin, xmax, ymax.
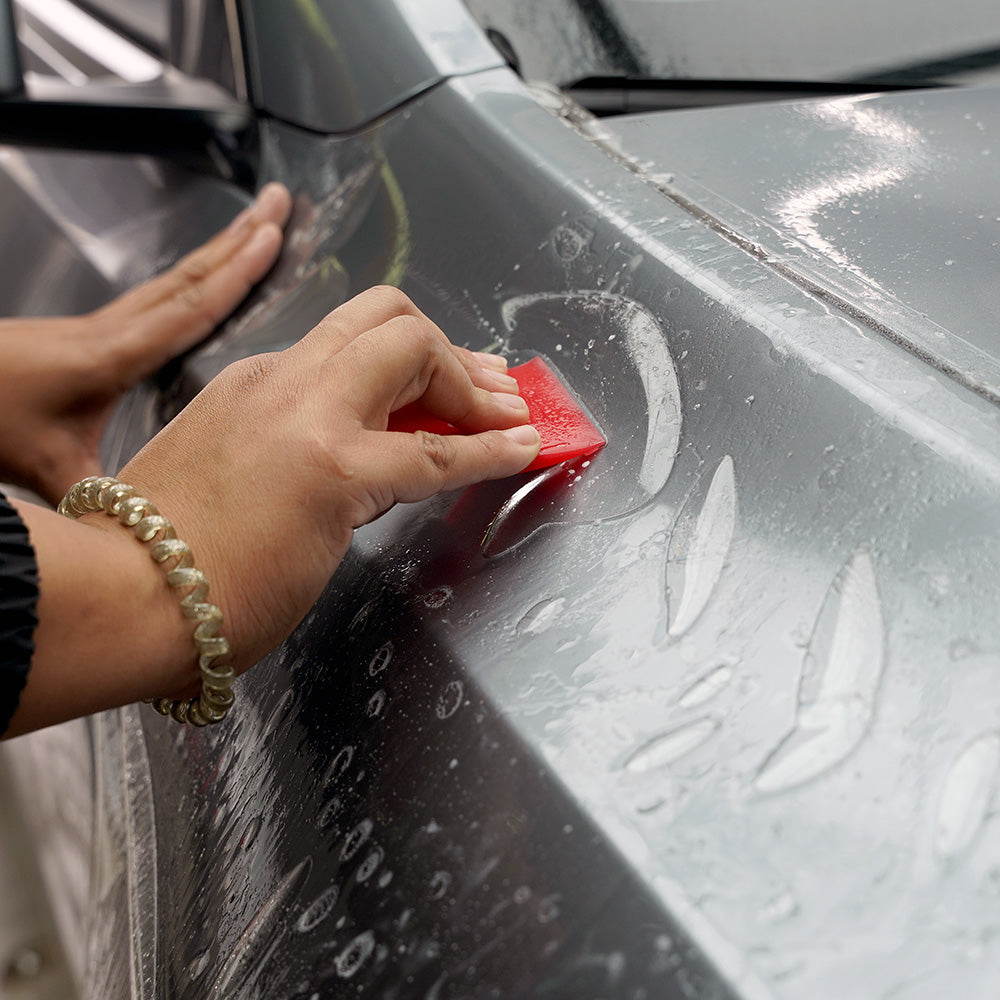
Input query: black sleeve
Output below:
<box><xmin>0</xmin><ymin>490</ymin><xmax>39</xmax><ymax>736</ymax></box>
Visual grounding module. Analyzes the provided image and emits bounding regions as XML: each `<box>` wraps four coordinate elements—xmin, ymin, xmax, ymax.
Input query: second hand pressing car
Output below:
<box><xmin>2</xmin><ymin>0</ymin><xmax>1000</xmax><ymax>997</ymax></box>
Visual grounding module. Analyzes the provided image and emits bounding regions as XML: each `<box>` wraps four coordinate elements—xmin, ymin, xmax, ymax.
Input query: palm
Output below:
<box><xmin>0</xmin><ymin>184</ymin><xmax>291</xmax><ymax>505</ymax></box>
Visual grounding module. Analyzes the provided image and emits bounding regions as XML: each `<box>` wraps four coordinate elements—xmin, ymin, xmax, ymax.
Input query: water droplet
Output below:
<box><xmin>948</xmin><ymin>639</ymin><xmax>976</xmax><ymax>661</ymax></box>
<box><xmin>667</xmin><ymin>456</ymin><xmax>738</xmax><ymax>637</ymax></box>
<box><xmin>342</xmin><ymin>819</ymin><xmax>374</xmax><ymax>861</ymax></box>
<box><xmin>934</xmin><ymin>732</ymin><xmax>1000</xmax><ymax>860</ymax></box>
<box><xmin>356</xmin><ymin>847</ymin><xmax>384</xmax><ymax>883</ymax></box>
<box><xmin>368</xmin><ymin>642</ymin><xmax>393</xmax><ymax>677</ymax></box>
<box><xmin>296</xmin><ymin>884</ymin><xmax>340</xmax><ymax>933</ymax></box>
<box><xmin>429</xmin><ymin>871</ymin><xmax>451</xmax><ymax>900</ymax></box>
<box><xmin>435</xmin><ymin>681</ymin><xmax>464</xmax><ymax>720</ymax></box>
<box><xmin>334</xmin><ymin>931</ymin><xmax>375</xmax><ymax>979</ymax></box>
<box><xmin>678</xmin><ymin>664</ymin><xmax>735</xmax><ymax>708</ymax></box>
<box><xmin>755</xmin><ymin>549</ymin><xmax>884</xmax><ymax>794</ymax></box>
<box><xmin>606</xmin><ymin>952</ymin><xmax>626</xmax><ymax>980</ymax></box>
<box><xmin>421</xmin><ymin>586</ymin><xmax>452</xmax><ymax>609</ymax></box>
<box><xmin>537</xmin><ymin>894</ymin><xmax>561</xmax><ymax>923</ymax></box>
<box><xmin>365</xmin><ymin>689</ymin><xmax>387</xmax><ymax>718</ymax></box>
<box><xmin>317</xmin><ymin>796</ymin><xmax>341</xmax><ymax>830</ymax></box>
<box><xmin>759</xmin><ymin>889</ymin><xmax>799</xmax><ymax>923</ymax></box>
<box><xmin>323</xmin><ymin>745</ymin><xmax>354</xmax><ymax>785</ymax></box>
<box><xmin>624</xmin><ymin>717</ymin><xmax>719</xmax><ymax>774</ymax></box>
<box><xmin>553</xmin><ymin>224</ymin><xmax>590</xmax><ymax>261</ymax></box>
<box><xmin>516</xmin><ymin>597</ymin><xmax>565</xmax><ymax>636</ymax></box>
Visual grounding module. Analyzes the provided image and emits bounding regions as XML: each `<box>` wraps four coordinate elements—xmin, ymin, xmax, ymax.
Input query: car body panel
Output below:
<box><xmin>600</xmin><ymin>85</ymin><xmax>1000</xmax><ymax>403</ymax></box>
<box><xmin>1</xmin><ymin>2</ymin><xmax>999</xmax><ymax>999</ymax></box>
<box><xmin>239</xmin><ymin>0</ymin><xmax>502</xmax><ymax>132</ymax></box>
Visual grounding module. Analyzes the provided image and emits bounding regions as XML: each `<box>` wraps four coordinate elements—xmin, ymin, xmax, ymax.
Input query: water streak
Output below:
<box><xmin>678</xmin><ymin>665</ymin><xmax>735</xmax><ymax>708</ymax></box>
<box><xmin>667</xmin><ymin>456</ymin><xmax>737</xmax><ymax>637</ymax></box>
<box><xmin>209</xmin><ymin>857</ymin><xmax>311</xmax><ymax>998</ymax></box>
<box><xmin>755</xmin><ymin>549</ymin><xmax>884</xmax><ymax>794</ymax></box>
<box><xmin>934</xmin><ymin>731</ymin><xmax>1000</xmax><ymax>860</ymax></box>
<box><xmin>516</xmin><ymin>597</ymin><xmax>566</xmax><ymax>636</ymax></box>
<box><xmin>624</xmin><ymin>717</ymin><xmax>719</xmax><ymax>774</ymax></box>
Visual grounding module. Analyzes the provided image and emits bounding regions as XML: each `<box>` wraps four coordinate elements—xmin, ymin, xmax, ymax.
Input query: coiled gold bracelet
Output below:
<box><xmin>58</xmin><ymin>476</ymin><xmax>235</xmax><ymax>726</ymax></box>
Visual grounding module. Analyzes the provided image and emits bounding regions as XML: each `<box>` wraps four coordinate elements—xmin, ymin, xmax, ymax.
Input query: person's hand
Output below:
<box><xmin>119</xmin><ymin>285</ymin><xmax>541</xmax><ymax>683</ymax></box>
<box><xmin>0</xmin><ymin>183</ymin><xmax>292</xmax><ymax>506</ymax></box>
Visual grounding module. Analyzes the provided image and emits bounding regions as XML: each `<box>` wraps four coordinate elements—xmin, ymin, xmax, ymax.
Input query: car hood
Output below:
<box><xmin>598</xmin><ymin>84</ymin><xmax>1000</xmax><ymax>404</ymax></box>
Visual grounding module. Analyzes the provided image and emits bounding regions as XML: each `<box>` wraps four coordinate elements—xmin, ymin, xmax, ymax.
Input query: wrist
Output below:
<box><xmin>60</xmin><ymin>478</ymin><xmax>234</xmax><ymax>725</ymax></box>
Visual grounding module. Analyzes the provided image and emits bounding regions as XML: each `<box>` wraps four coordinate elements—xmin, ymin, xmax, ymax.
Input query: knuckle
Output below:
<box><xmin>397</xmin><ymin>315</ymin><xmax>437</xmax><ymax>351</ymax></box>
<box><xmin>171</xmin><ymin>257</ymin><xmax>218</xmax><ymax>322</ymax></box>
<box><xmin>175</xmin><ymin>281</ymin><xmax>207</xmax><ymax>313</ymax></box>
<box><xmin>175</xmin><ymin>254</ymin><xmax>212</xmax><ymax>286</ymax></box>
<box><xmin>414</xmin><ymin>430</ymin><xmax>457</xmax><ymax>474</ymax></box>
<box><xmin>223</xmin><ymin>353</ymin><xmax>279</xmax><ymax>393</ymax></box>
<box><xmin>365</xmin><ymin>284</ymin><xmax>414</xmax><ymax>314</ymax></box>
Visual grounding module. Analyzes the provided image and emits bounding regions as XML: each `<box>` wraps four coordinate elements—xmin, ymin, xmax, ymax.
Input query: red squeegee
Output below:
<box><xmin>388</xmin><ymin>356</ymin><xmax>606</xmax><ymax>473</ymax></box>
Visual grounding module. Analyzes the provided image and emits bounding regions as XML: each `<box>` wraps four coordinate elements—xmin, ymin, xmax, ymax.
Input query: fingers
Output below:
<box><xmin>298</xmin><ymin>289</ymin><xmax>523</xmax><ymax>400</ymax></box>
<box><xmin>361</xmin><ymin>424</ymin><xmax>541</xmax><ymax>515</ymax></box>
<box><xmin>337</xmin><ymin>316</ymin><xmax>530</xmax><ymax>432</ymax></box>
<box><xmin>302</xmin><ymin>285</ymin><xmax>424</xmax><ymax>356</ymax></box>
<box><xmin>97</xmin><ymin>183</ymin><xmax>292</xmax><ymax>377</ymax></box>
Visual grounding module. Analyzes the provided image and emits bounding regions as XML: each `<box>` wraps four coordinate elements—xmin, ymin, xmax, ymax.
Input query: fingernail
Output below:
<box><xmin>480</xmin><ymin>368</ymin><xmax>519</xmax><ymax>391</ymax></box>
<box><xmin>492</xmin><ymin>391</ymin><xmax>529</xmax><ymax>413</ymax></box>
<box><xmin>255</xmin><ymin>182</ymin><xmax>285</xmax><ymax>212</ymax></box>
<box><xmin>228</xmin><ymin>184</ymin><xmax>283</xmax><ymax>234</ymax></box>
<box><xmin>474</xmin><ymin>351</ymin><xmax>508</xmax><ymax>371</ymax></box>
<box><xmin>502</xmin><ymin>424</ymin><xmax>540</xmax><ymax>446</ymax></box>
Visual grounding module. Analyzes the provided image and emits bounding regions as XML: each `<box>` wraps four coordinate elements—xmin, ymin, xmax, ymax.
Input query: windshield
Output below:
<box><xmin>464</xmin><ymin>0</ymin><xmax>1000</xmax><ymax>91</ymax></box>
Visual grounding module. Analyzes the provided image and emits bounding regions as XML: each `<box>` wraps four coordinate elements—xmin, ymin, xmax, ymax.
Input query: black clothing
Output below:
<box><xmin>0</xmin><ymin>490</ymin><xmax>38</xmax><ymax>735</ymax></box>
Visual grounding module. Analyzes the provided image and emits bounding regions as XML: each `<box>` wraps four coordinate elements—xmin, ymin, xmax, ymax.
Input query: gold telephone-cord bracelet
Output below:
<box><xmin>58</xmin><ymin>476</ymin><xmax>235</xmax><ymax>726</ymax></box>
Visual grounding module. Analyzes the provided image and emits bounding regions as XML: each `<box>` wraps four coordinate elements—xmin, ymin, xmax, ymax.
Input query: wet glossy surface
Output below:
<box><xmin>602</xmin><ymin>86</ymin><xmax>1000</xmax><ymax>402</ymax></box>
<box><xmin>241</xmin><ymin>0</ymin><xmax>501</xmax><ymax>132</ymax></box>
<box><xmin>4</xmin><ymin>3</ymin><xmax>1000</xmax><ymax>997</ymax></box>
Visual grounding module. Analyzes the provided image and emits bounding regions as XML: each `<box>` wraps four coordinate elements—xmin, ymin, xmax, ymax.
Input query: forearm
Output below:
<box><xmin>4</xmin><ymin>499</ymin><xmax>199</xmax><ymax>738</ymax></box>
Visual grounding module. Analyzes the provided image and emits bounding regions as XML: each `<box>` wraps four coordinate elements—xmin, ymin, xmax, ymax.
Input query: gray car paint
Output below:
<box><xmin>2</xmin><ymin>2</ymin><xmax>999</xmax><ymax>998</ymax></box>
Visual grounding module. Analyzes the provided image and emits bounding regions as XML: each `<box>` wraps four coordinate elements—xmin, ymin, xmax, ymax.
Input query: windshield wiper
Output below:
<box><xmin>562</xmin><ymin>76</ymin><xmax>947</xmax><ymax>115</ymax></box>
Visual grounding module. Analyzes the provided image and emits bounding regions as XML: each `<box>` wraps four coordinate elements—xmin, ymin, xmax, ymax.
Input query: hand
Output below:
<box><xmin>0</xmin><ymin>183</ymin><xmax>292</xmax><ymax>505</ymax></box>
<box><xmin>120</xmin><ymin>285</ymin><xmax>541</xmax><ymax>677</ymax></box>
